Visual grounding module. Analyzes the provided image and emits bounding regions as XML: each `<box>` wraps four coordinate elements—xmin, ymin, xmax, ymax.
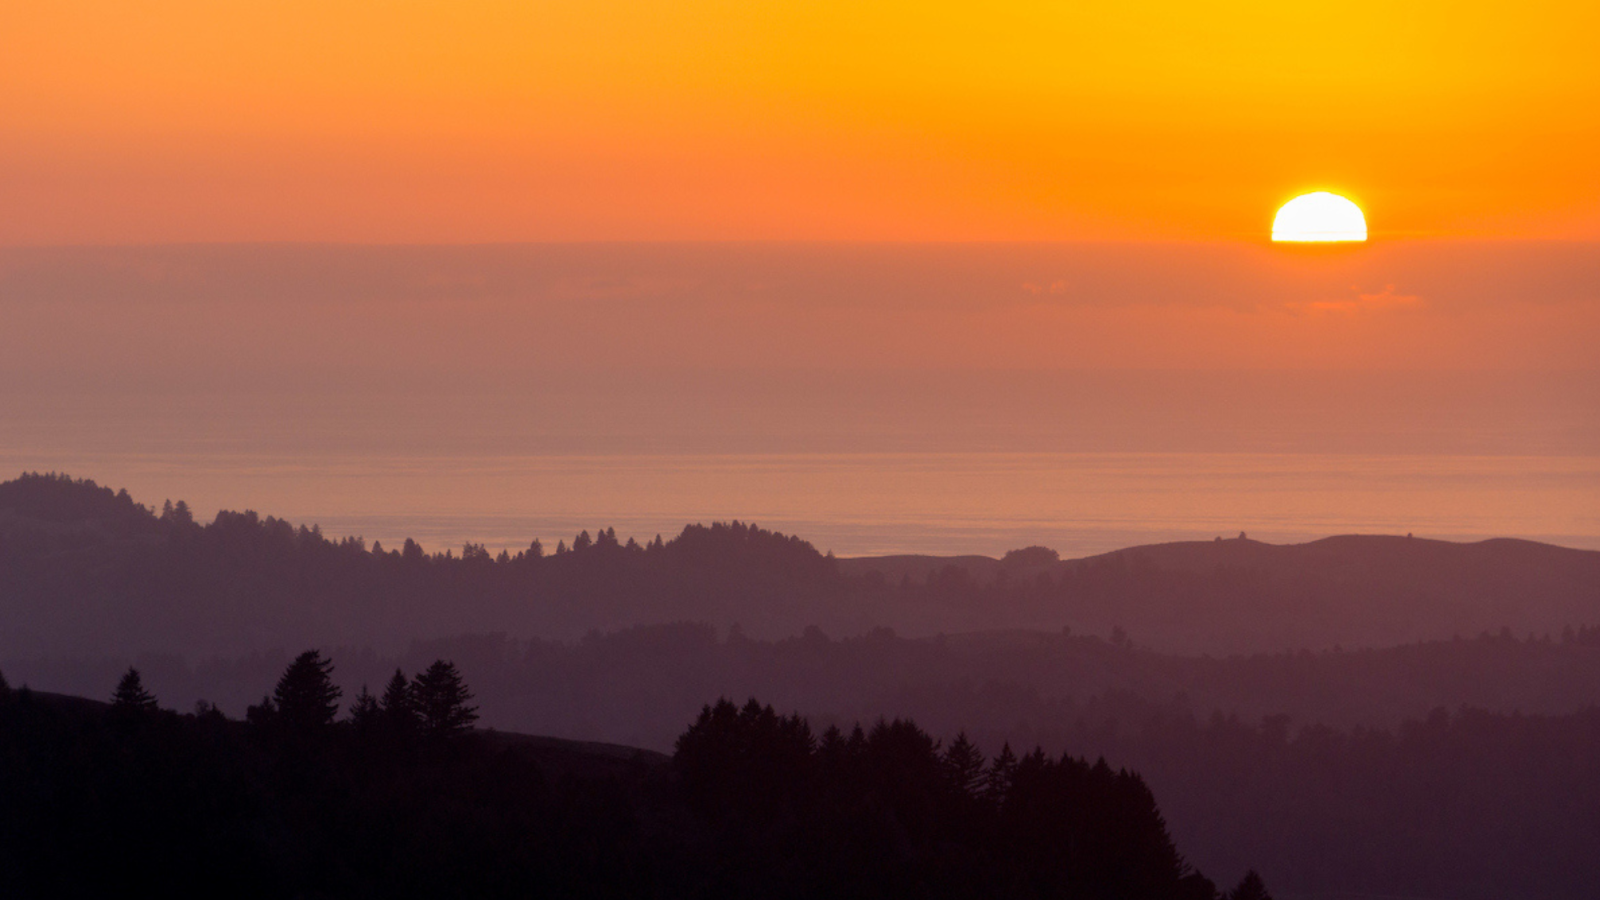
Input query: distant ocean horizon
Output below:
<box><xmin>3</xmin><ymin>445</ymin><xmax>1595</xmax><ymax>559</ymax></box>
<box><xmin>4</xmin><ymin>243</ymin><xmax>1597</xmax><ymax>558</ymax></box>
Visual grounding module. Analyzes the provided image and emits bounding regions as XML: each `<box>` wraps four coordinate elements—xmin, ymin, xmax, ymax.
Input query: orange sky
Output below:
<box><xmin>4</xmin><ymin>1</ymin><xmax>1599</xmax><ymax>243</ymax></box>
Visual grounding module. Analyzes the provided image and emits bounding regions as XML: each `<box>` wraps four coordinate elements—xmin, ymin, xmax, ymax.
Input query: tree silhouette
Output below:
<box><xmin>379</xmin><ymin>667</ymin><xmax>417</xmax><ymax>733</ymax></box>
<box><xmin>272</xmin><ymin>650</ymin><xmax>341</xmax><ymax>733</ymax></box>
<box><xmin>413</xmin><ymin>660</ymin><xmax>478</xmax><ymax>738</ymax></box>
<box><xmin>986</xmin><ymin>742</ymin><xmax>1018</xmax><ymax>803</ymax></box>
<box><xmin>1001</xmin><ymin>545</ymin><xmax>1060</xmax><ymax>567</ymax></box>
<box><xmin>245</xmin><ymin>695</ymin><xmax>276</xmax><ymax>726</ymax></box>
<box><xmin>943</xmin><ymin>731</ymin><xmax>987</xmax><ymax>796</ymax></box>
<box><xmin>1229</xmin><ymin>870</ymin><xmax>1273</xmax><ymax>900</ymax></box>
<box><xmin>0</xmin><ymin>667</ymin><xmax>12</xmax><ymax>704</ymax></box>
<box><xmin>348</xmin><ymin>685</ymin><xmax>380</xmax><ymax>732</ymax></box>
<box><xmin>111</xmin><ymin>667</ymin><xmax>157</xmax><ymax>713</ymax></box>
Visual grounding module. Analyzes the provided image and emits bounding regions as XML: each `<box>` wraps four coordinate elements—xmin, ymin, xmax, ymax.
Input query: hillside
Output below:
<box><xmin>8</xmin><ymin>651</ymin><xmax>1599</xmax><ymax>900</ymax></box>
<box><xmin>840</xmin><ymin>533</ymin><xmax>1600</xmax><ymax>651</ymax></box>
<box><xmin>0</xmin><ymin>679</ymin><xmax>1221</xmax><ymax>900</ymax></box>
<box><xmin>4</xmin><ymin>472</ymin><xmax>1600</xmax><ymax>655</ymax></box>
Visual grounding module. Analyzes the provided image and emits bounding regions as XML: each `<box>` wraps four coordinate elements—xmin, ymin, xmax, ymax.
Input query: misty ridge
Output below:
<box><xmin>5</xmin><ymin>471</ymin><xmax>1599</xmax><ymax>661</ymax></box>
<box><xmin>6</xmin><ymin>471</ymin><xmax>1600</xmax><ymax>898</ymax></box>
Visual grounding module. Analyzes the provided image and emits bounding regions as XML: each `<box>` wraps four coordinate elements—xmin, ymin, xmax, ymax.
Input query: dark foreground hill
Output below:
<box><xmin>0</xmin><ymin>676</ymin><xmax>1222</xmax><ymax>900</ymax></box>
<box><xmin>6</xmin><ymin>658</ymin><xmax>1598</xmax><ymax>900</ymax></box>
<box><xmin>4</xmin><ymin>472</ymin><xmax>1600</xmax><ymax>656</ymax></box>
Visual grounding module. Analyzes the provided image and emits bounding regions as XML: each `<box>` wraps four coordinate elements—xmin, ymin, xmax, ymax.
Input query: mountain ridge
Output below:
<box><xmin>4</xmin><ymin>471</ymin><xmax>1598</xmax><ymax>656</ymax></box>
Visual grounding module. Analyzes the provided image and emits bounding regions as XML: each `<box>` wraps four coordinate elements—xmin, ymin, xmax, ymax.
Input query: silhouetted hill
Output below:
<box><xmin>841</xmin><ymin>534</ymin><xmax>1600</xmax><ymax>651</ymax></box>
<box><xmin>0</xmin><ymin>472</ymin><xmax>842</xmax><ymax>656</ymax></box>
<box><xmin>0</xmin><ymin>675</ymin><xmax>1223</xmax><ymax>900</ymax></box>
<box><xmin>11</xmin><ymin>675</ymin><xmax>668</xmax><ymax>781</ymax></box>
<box><xmin>0</xmin><ymin>471</ymin><xmax>156</xmax><ymax>537</ymax></box>
<box><xmin>481</xmin><ymin>730</ymin><xmax>669</xmax><ymax>782</ymax></box>
<box><xmin>16</xmin><ymin>623</ymin><xmax>1600</xmax><ymax>757</ymax></box>
<box><xmin>5</xmin><ymin>472</ymin><xmax>1600</xmax><ymax>656</ymax></box>
<box><xmin>840</xmin><ymin>553</ymin><xmax>1007</xmax><ymax>584</ymax></box>
<box><xmin>7</xmin><ymin>656</ymin><xmax>1598</xmax><ymax>899</ymax></box>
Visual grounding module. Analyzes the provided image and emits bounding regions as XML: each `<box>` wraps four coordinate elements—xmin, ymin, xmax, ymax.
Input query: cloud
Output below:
<box><xmin>1291</xmin><ymin>284</ymin><xmax>1424</xmax><ymax>315</ymax></box>
<box><xmin>1020</xmin><ymin>280</ymin><xmax>1071</xmax><ymax>296</ymax></box>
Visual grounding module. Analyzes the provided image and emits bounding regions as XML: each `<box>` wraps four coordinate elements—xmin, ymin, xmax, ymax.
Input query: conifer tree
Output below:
<box><xmin>986</xmin><ymin>742</ymin><xmax>1018</xmax><ymax>803</ymax></box>
<box><xmin>379</xmin><ymin>667</ymin><xmax>417</xmax><ymax>730</ymax></box>
<box><xmin>272</xmin><ymin>650</ymin><xmax>341</xmax><ymax>733</ymax></box>
<box><xmin>1229</xmin><ymin>870</ymin><xmax>1273</xmax><ymax>900</ymax></box>
<box><xmin>942</xmin><ymin>732</ymin><xmax>987</xmax><ymax>797</ymax></box>
<box><xmin>413</xmin><ymin>660</ymin><xmax>478</xmax><ymax>738</ymax></box>
<box><xmin>0</xmin><ymin>667</ymin><xmax>12</xmax><ymax>704</ymax></box>
<box><xmin>349</xmin><ymin>685</ymin><xmax>380</xmax><ymax>732</ymax></box>
<box><xmin>111</xmin><ymin>667</ymin><xmax>157</xmax><ymax>713</ymax></box>
<box><xmin>817</xmin><ymin>724</ymin><xmax>846</xmax><ymax>762</ymax></box>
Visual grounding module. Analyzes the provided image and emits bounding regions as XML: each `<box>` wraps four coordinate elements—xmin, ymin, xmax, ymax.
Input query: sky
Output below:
<box><xmin>3</xmin><ymin>243</ymin><xmax>1598</xmax><ymax>379</ymax></box>
<box><xmin>3</xmin><ymin>2</ymin><xmax>1598</xmax><ymax>553</ymax></box>
<box><xmin>3</xmin><ymin>1</ymin><xmax>1600</xmax><ymax>242</ymax></box>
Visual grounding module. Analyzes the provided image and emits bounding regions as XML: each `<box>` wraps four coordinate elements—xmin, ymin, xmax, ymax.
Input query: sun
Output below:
<box><xmin>1272</xmin><ymin>192</ymin><xmax>1367</xmax><ymax>242</ymax></box>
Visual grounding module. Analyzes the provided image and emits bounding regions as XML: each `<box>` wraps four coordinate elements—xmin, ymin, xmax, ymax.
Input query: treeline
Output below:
<box><xmin>0</xmin><ymin>661</ymin><xmax>1250</xmax><ymax>900</ymax></box>
<box><xmin>21</xmin><ymin>629</ymin><xmax>1599</xmax><ymax>899</ymax></box>
<box><xmin>8</xmin><ymin>472</ymin><xmax>1600</xmax><ymax>657</ymax></box>
<box><xmin>6</xmin><ymin>644</ymin><xmax>1597</xmax><ymax>898</ymax></box>
<box><xmin>0</xmin><ymin>472</ymin><xmax>842</xmax><ymax>655</ymax></box>
<box><xmin>17</xmin><ymin>623</ymin><xmax>1597</xmax><ymax>754</ymax></box>
<box><xmin>672</xmin><ymin>698</ymin><xmax>1226</xmax><ymax>900</ymax></box>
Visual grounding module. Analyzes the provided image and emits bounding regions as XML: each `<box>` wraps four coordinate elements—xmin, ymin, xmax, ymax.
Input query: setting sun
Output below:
<box><xmin>1272</xmin><ymin>192</ymin><xmax>1368</xmax><ymax>242</ymax></box>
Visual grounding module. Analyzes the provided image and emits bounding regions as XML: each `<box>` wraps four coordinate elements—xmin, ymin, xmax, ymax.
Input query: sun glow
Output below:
<box><xmin>1272</xmin><ymin>192</ymin><xmax>1367</xmax><ymax>242</ymax></box>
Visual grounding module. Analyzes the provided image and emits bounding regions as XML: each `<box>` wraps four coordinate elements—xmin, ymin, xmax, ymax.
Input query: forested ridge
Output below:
<box><xmin>4</xmin><ymin>472</ymin><xmax>1599</xmax><ymax>656</ymax></box>
<box><xmin>6</xmin><ymin>473</ymin><xmax>1600</xmax><ymax>898</ymax></box>
<box><xmin>0</xmin><ymin>660</ymin><xmax>1238</xmax><ymax>900</ymax></box>
<box><xmin>23</xmin><ymin>632</ymin><xmax>1596</xmax><ymax>899</ymax></box>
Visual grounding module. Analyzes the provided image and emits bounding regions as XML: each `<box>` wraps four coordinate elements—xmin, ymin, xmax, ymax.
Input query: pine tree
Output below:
<box><xmin>379</xmin><ymin>667</ymin><xmax>417</xmax><ymax>730</ymax></box>
<box><xmin>412</xmin><ymin>660</ymin><xmax>478</xmax><ymax>739</ymax></box>
<box><xmin>349</xmin><ymin>685</ymin><xmax>380</xmax><ymax>732</ymax></box>
<box><xmin>111</xmin><ymin>667</ymin><xmax>157</xmax><ymax>713</ymax></box>
<box><xmin>985</xmin><ymin>742</ymin><xmax>1018</xmax><ymax>803</ymax></box>
<box><xmin>1229</xmin><ymin>870</ymin><xmax>1273</xmax><ymax>900</ymax></box>
<box><xmin>817</xmin><ymin>724</ymin><xmax>847</xmax><ymax>767</ymax></box>
<box><xmin>0</xmin><ymin>667</ymin><xmax>12</xmax><ymax>704</ymax></box>
<box><xmin>273</xmin><ymin>650</ymin><xmax>341</xmax><ymax>733</ymax></box>
<box><xmin>942</xmin><ymin>732</ymin><xmax>987</xmax><ymax>797</ymax></box>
